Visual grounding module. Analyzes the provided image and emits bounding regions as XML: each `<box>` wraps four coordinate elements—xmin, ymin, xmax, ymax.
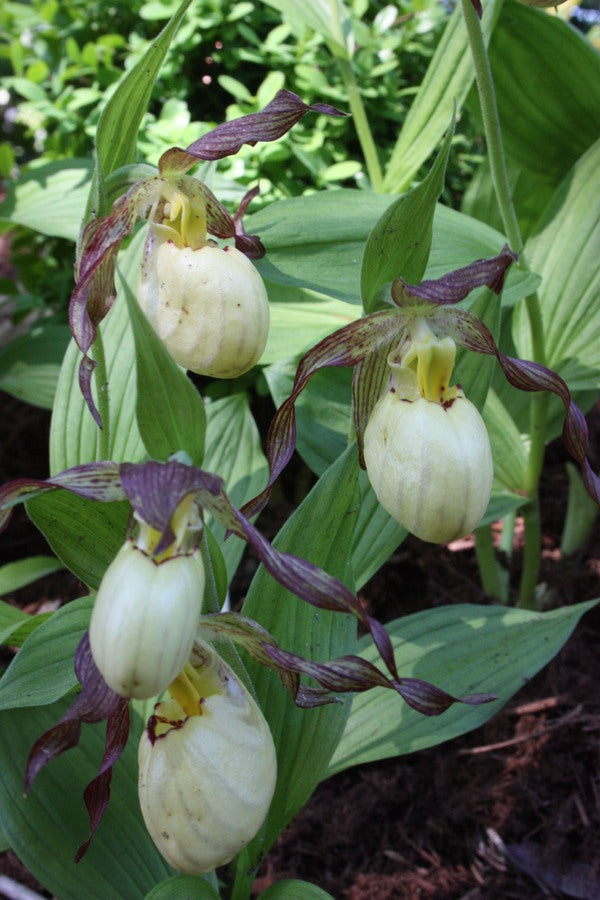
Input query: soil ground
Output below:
<box><xmin>0</xmin><ymin>394</ymin><xmax>599</xmax><ymax>900</ymax></box>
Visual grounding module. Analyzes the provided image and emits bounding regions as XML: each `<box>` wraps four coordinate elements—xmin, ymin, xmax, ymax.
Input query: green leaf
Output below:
<box><xmin>0</xmin><ymin>595</ymin><xmax>93</xmax><ymax>711</ymax></box>
<box><xmin>250</xmin><ymin>191</ymin><xmax>394</xmax><ymax>305</ymax></box>
<box><xmin>0</xmin><ymin>599</ymin><xmax>28</xmax><ymax>634</ymax></box>
<box><xmin>512</xmin><ymin>137</ymin><xmax>600</xmax><ymax>438</ymax></box>
<box><xmin>262</xmin><ymin>281</ymin><xmax>361</xmax><ymax>365</ymax></box>
<box><xmin>261</xmin><ymin>0</ymin><xmax>353</xmax><ymax>60</ymax></box>
<box><xmin>88</xmin><ymin>0</ymin><xmax>193</xmax><ymax>222</ymax></box>
<box><xmin>0</xmin><ymin>611</ymin><xmax>53</xmax><ymax>650</ymax></box>
<box><xmin>119</xmin><ymin>266</ymin><xmax>206</xmax><ymax>466</ymax></box>
<box><xmin>259</xmin><ymin>881</ymin><xmax>334</xmax><ymax>900</ymax></box>
<box><xmin>251</xmin><ymin>193</ymin><xmax>534</xmax><ymax>312</ymax></box>
<box><xmin>352</xmin><ymin>469</ymin><xmax>407</xmax><ymax>590</ymax></box>
<box><xmin>383</xmin><ymin>0</ymin><xmax>502</xmax><ymax>192</ymax></box>
<box><xmin>202</xmin><ymin>395</ymin><xmax>268</xmax><ymax>580</ymax></box>
<box><xmin>361</xmin><ymin>112</ymin><xmax>455</xmax><ymax>312</ymax></box>
<box><xmin>0</xmin><ymin>822</ymin><xmax>9</xmax><ymax>853</ymax></box>
<box><xmin>0</xmin><ymin>160</ymin><xmax>93</xmax><ymax>241</ymax></box>
<box><xmin>0</xmin><ymin>323</ymin><xmax>71</xmax><ymax>409</ymax></box>
<box><xmin>50</xmin><ymin>230</ymin><xmax>148</xmax><ymax>474</ymax></box>
<box><xmin>482</xmin><ymin>387</ymin><xmax>528</xmax><ymax>494</ymax></box>
<box><xmin>0</xmin><ymin>555</ymin><xmax>64</xmax><ymax>595</ymax></box>
<box><xmin>265</xmin><ymin>362</ymin><xmax>351</xmax><ymax>477</ymax></box>
<box><xmin>485</xmin><ymin>1</ymin><xmax>600</xmax><ymax>182</ymax></box>
<box><xmin>235</xmin><ymin>444</ymin><xmax>359</xmax><ymax>877</ymax></box>
<box><xmin>26</xmin><ymin>492</ymin><xmax>129</xmax><ymax>590</ymax></box>
<box><xmin>145</xmin><ymin>875</ymin><xmax>220</xmax><ymax>899</ymax></box>
<box><xmin>0</xmin><ymin>704</ymin><xmax>172</xmax><ymax>899</ymax></box>
<box><xmin>462</xmin><ymin>156</ymin><xmax>556</xmax><ymax>243</ymax></box>
<box><xmin>327</xmin><ymin>599</ymin><xmax>597</xmax><ymax>774</ymax></box>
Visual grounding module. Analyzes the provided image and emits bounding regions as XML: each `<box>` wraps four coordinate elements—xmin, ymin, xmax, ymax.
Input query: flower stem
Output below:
<box><xmin>338</xmin><ymin>59</ymin><xmax>384</xmax><ymax>192</ymax></box>
<box><xmin>517</xmin><ymin>499</ymin><xmax>541</xmax><ymax>609</ymax></box>
<box><xmin>92</xmin><ymin>326</ymin><xmax>110</xmax><ymax>461</ymax></box>
<box><xmin>474</xmin><ymin>524</ymin><xmax>502</xmax><ymax>600</ymax></box>
<box><xmin>461</xmin><ymin>0</ymin><xmax>548</xmax><ymax>608</ymax></box>
<box><xmin>460</xmin><ymin>0</ymin><xmax>520</xmax><ymax>250</ymax></box>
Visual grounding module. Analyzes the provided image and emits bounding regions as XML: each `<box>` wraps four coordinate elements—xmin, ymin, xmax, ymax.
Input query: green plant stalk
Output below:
<box><xmin>517</xmin><ymin>498</ymin><xmax>541</xmax><ymax>608</ymax></box>
<box><xmin>461</xmin><ymin>0</ymin><xmax>548</xmax><ymax>608</ymax></box>
<box><xmin>229</xmin><ymin>848</ymin><xmax>255</xmax><ymax>900</ymax></box>
<box><xmin>474</xmin><ymin>524</ymin><xmax>502</xmax><ymax>599</ymax></box>
<box><xmin>92</xmin><ymin>326</ymin><xmax>110</xmax><ymax>461</ymax></box>
<box><xmin>337</xmin><ymin>58</ymin><xmax>384</xmax><ymax>192</ymax></box>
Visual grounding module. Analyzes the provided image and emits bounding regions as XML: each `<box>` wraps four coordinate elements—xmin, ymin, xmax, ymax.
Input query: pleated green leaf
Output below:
<box><xmin>251</xmin><ymin>192</ymin><xmax>535</xmax><ymax>316</ymax></box>
<box><xmin>265</xmin><ymin>362</ymin><xmax>351</xmax><ymax>478</ymax></box>
<box><xmin>145</xmin><ymin>874</ymin><xmax>220</xmax><ymax>899</ymax></box>
<box><xmin>327</xmin><ymin>599</ymin><xmax>597</xmax><ymax>774</ymax></box>
<box><xmin>0</xmin><ymin>159</ymin><xmax>93</xmax><ymax>240</ymax></box>
<box><xmin>85</xmin><ymin>0</ymin><xmax>193</xmax><ymax>222</ymax></box>
<box><xmin>250</xmin><ymin>191</ymin><xmax>393</xmax><ymax>305</ymax></box>
<box><xmin>485</xmin><ymin>1</ymin><xmax>600</xmax><ymax>183</ymax></box>
<box><xmin>352</xmin><ymin>469</ymin><xmax>407</xmax><ymax>590</ymax></box>
<box><xmin>261</xmin><ymin>0</ymin><xmax>353</xmax><ymax>60</ymax></box>
<box><xmin>120</xmin><ymin>267</ymin><xmax>206</xmax><ymax>466</ymax></box>
<box><xmin>0</xmin><ymin>595</ymin><xmax>93</xmax><ymax>711</ymax></box>
<box><xmin>512</xmin><ymin>137</ymin><xmax>600</xmax><ymax>438</ymax></box>
<box><xmin>234</xmin><ymin>444</ymin><xmax>359</xmax><ymax>878</ymax></box>
<box><xmin>461</xmin><ymin>156</ymin><xmax>556</xmax><ymax>243</ymax></box>
<box><xmin>0</xmin><ymin>703</ymin><xmax>172</xmax><ymax>899</ymax></box>
<box><xmin>0</xmin><ymin>608</ymin><xmax>52</xmax><ymax>650</ymax></box>
<box><xmin>202</xmin><ymin>394</ymin><xmax>268</xmax><ymax>579</ymax></box>
<box><xmin>259</xmin><ymin>880</ymin><xmax>334</xmax><ymax>900</ymax></box>
<box><xmin>361</xmin><ymin>113</ymin><xmax>454</xmax><ymax>312</ymax></box>
<box><xmin>0</xmin><ymin>555</ymin><xmax>64</xmax><ymax>595</ymax></box>
<box><xmin>50</xmin><ymin>230</ymin><xmax>148</xmax><ymax>474</ymax></box>
<box><xmin>0</xmin><ymin>324</ymin><xmax>71</xmax><ymax>409</ymax></box>
<box><xmin>262</xmin><ymin>281</ymin><xmax>361</xmax><ymax>365</ymax></box>
<box><xmin>483</xmin><ymin>387</ymin><xmax>528</xmax><ymax>495</ymax></box>
<box><xmin>383</xmin><ymin>0</ymin><xmax>502</xmax><ymax>192</ymax></box>
<box><xmin>26</xmin><ymin>491</ymin><xmax>129</xmax><ymax>589</ymax></box>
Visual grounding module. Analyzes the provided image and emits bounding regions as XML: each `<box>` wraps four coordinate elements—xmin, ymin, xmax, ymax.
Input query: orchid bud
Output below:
<box><xmin>89</xmin><ymin>496</ymin><xmax>205</xmax><ymax>699</ymax></box>
<box><xmin>138</xmin><ymin>210</ymin><xmax>269</xmax><ymax>378</ymax></box>
<box><xmin>364</xmin><ymin>320</ymin><xmax>493</xmax><ymax>544</ymax></box>
<box><xmin>138</xmin><ymin>640</ymin><xmax>277</xmax><ymax>874</ymax></box>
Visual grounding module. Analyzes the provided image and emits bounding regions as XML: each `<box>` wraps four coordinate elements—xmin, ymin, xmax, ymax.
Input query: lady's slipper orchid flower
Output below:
<box><xmin>89</xmin><ymin>494</ymin><xmax>205</xmax><ymax>699</ymax></box>
<box><xmin>240</xmin><ymin>247</ymin><xmax>600</xmax><ymax>532</ymax></box>
<box><xmin>138</xmin><ymin>639</ymin><xmax>277</xmax><ymax>873</ymax></box>
<box><xmin>0</xmin><ymin>456</ymin><xmax>495</xmax><ymax>860</ymax></box>
<box><xmin>363</xmin><ymin>318</ymin><xmax>494</xmax><ymax>543</ymax></box>
<box><xmin>70</xmin><ymin>90</ymin><xmax>345</xmax><ymax>425</ymax></box>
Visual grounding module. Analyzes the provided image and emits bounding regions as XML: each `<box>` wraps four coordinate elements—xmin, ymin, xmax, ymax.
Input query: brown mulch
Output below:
<box><xmin>1</xmin><ymin>394</ymin><xmax>599</xmax><ymax>899</ymax></box>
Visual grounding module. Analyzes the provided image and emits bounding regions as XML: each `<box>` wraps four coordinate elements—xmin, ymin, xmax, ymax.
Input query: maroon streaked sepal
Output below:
<box><xmin>196</xmin><ymin>612</ymin><xmax>496</xmax><ymax>714</ymax></box>
<box><xmin>433</xmin><ymin>307</ymin><xmax>600</xmax><ymax>507</ymax></box>
<box><xmin>391</xmin><ymin>244</ymin><xmax>518</xmax><ymax>307</ymax></box>
<box><xmin>158</xmin><ymin>89</ymin><xmax>347</xmax><ymax>177</ymax></box>
<box><xmin>0</xmin><ymin>462</ymin><xmax>122</xmax><ymax>533</ymax></box>
<box><xmin>24</xmin><ymin>633</ymin><xmax>130</xmax><ymax>861</ymax></box>
<box><xmin>352</xmin><ymin>332</ymin><xmax>401</xmax><ymax>469</ymax></box>
<box><xmin>240</xmin><ymin>309</ymin><xmax>405</xmax><ymax>520</ymax></box>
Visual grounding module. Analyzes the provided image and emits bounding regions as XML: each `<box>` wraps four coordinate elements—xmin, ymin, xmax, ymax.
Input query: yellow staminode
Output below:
<box><xmin>404</xmin><ymin>317</ymin><xmax>458</xmax><ymax>404</ymax></box>
<box><xmin>135</xmin><ymin>493</ymin><xmax>197</xmax><ymax>562</ymax></box>
<box><xmin>153</xmin><ymin>181</ymin><xmax>207</xmax><ymax>250</ymax></box>
<box><xmin>168</xmin><ymin>665</ymin><xmax>203</xmax><ymax>719</ymax></box>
